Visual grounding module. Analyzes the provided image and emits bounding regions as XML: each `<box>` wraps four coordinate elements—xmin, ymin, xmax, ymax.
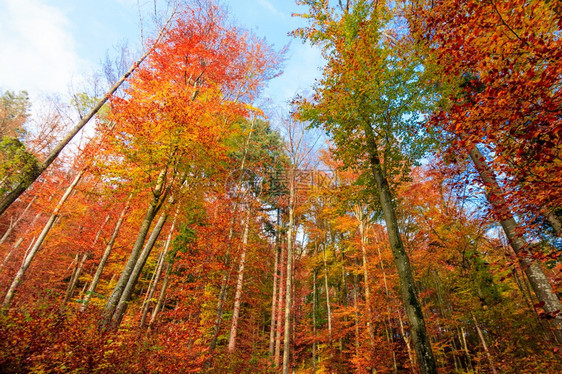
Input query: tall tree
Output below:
<box><xmin>294</xmin><ymin>1</ymin><xmax>438</xmax><ymax>372</ymax></box>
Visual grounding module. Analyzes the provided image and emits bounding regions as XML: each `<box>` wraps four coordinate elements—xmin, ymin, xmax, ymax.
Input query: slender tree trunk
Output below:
<box><xmin>0</xmin><ymin>196</ymin><xmax>36</xmax><ymax>246</ymax></box>
<box><xmin>352</xmin><ymin>276</ymin><xmax>360</xmax><ymax>358</ymax></box>
<box><xmin>355</xmin><ymin>207</ymin><xmax>375</xmax><ymax>346</ymax></box>
<box><xmin>140</xmin><ymin>207</ymin><xmax>177</xmax><ymax>327</ymax></box>
<box><xmin>2</xmin><ymin>169</ymin><xmax>85</xmax><ymax>309</ymax></box>
<box><xmin>312</xmin><ymin>270</ymin><xmax>317</xmax><ymax>373</ymax></box>
<box><xmin>469</xmin><ymin>146</ymin><xmax>562</xmax><ymax>342</ymax></box>
<box><xmin>228</xmin><ymin>207</ymin><xmax>251</xmax><ymax>352</ymax></box>
<box><xmin>471</xmin><ymin>312</ymin><xmax>498</xmax><ymax>374</ymax></box>
<box><xmin>282</xmin><ymin>180</ymin><xmax>295</xmax><ymax>374</ymax></box>
<box><xmin>111</xmin><ymin>210</ymin><xmax>169</xmax><ymax>329</ymax></box>
<box><xmin>0</xmin><ymin>237</ymin><xmax>23</xmax><ymax>273</ymax></box>
<box><xmin>275</xmin><ymin>236</ymin><xmax>286</xmax><ymax>367</ymax></box>
<box><xmin>148</xmin><ymin>261</ymin><xmax>172</xmax><ymax>329</ymax></box>
<box><xmin>81</xmin><ymin>198</ymin><xmax>131</xmax><ymax>311</ymax></box>
<box><xmin>206</xmin><ymin>204</ymin><xmax>239</xmax><ymax>364</ymax></box>
<box><xmin>63</xmin><ymin>252</ymin><xmax>89</xmax><ymax>304</ymax></box>
<box><xmin>322</xmin><ymin>244</ymin><xmax>333</xmax><ymax>342</ymax></box>
<box><xmin>269</xmin><ymin>209</ymin><xmax>280</xmax><ymax>355</ymax></box>
<box><xmin>363</xmin><ymin>123</ymin><xmax>437</xmax><ymax>374</ymax></box>
<box><xmin>64</xmin><ymin>215</ymin><xmax>109</xmax><ymax>305</ymax></box>
<box><xmin>0</xmin><ymin>14</ymin><xmax>176</xmax><ymax>217</ymax></box>
<box><xmin>102</xmin><ymin>170</ymin><xmax>167</xmax><ymax>329</ymax></box>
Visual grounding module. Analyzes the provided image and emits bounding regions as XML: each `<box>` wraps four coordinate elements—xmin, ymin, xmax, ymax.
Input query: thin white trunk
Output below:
<box><xmin>0</xmin><ymin>196</ymin><xmax>36</xmax><ymax>246</ymax></box>
<box><xmin>0</xmin><ymin>237</ymin><xmax>23</xmax><ymax>273</ymax></box>
<box><xmin>322</xmin><ymin>244</ymin><xmax>333</xmax><ymax>341</ymax></box>
<box><xmin>282</xmin><ymin>178</ymin><xmax>295</xmax><ymax>374</ymax></box>
<box><xmin>148</xmin><ymin>261</ymin><xmax>172</xmax><ymax>329</ymax></box>
<box><xmin>228</xmin><ymin>207</ymin><xmax>251</xmax><ymax>352</ymax></box>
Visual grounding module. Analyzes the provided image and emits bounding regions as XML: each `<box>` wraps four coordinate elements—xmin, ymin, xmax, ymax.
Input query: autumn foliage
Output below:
<box><xmin>0</xmin><ymin>1</ymin><xmax>561</xmax><ymax>373</ymax></box>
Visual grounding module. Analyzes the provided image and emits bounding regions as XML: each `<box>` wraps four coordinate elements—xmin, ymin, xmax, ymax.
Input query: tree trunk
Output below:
<box><xmin>0</xmin><ymin>237</ymin><xmax>23</xmax><ymax>273</ymax></box>
<box><xmin>0</xmin><ymin>15</ymin><xmax>176</xmax><ymax>217</ymax></box>
<box><xmin>0</xmin><ymin>195</ymin><xmax>36</xmax><ymax>246</ymax></box>
<box><xmin>363</xmin><ymin>122</ymin><xmax>437</xmax><ymax>374</ymax></box>
<box><xmin>63</xmin><ymin>252</ymin><xmax>89</xmax><ymax>304</ymax></box>
<box><xmin>469</xmin><ymin>145</ymin><xmax>562</xmax><ymax>342</ymax></box>
<box><xmin>101</xmin><ymin>170</ymin><xmax>167</xmax><ymax>329</ymax></box>
<box><xmin>355</xmin><ymin>207</ymin><xmax>375</xmax><ymax>346</ymax></box>
<box><xmin>148</xmin><ymin>261</ymin><xmax>172</xmax><ymax>329</ymax></box>
<box><xmin>228</xmin><ymin>207</ymin><xmax>251</xmax><ymax>352</ymax></box>
<box><xmin>140</xmin><ymin>207</ymin><xmax>177</xmax><ymax>327</ymax></box>
<box><xmin>312</xmin><ymin>270</ymin><xmax>317</xmax><ymax>373</ymax></box>
<box><xmin>322</xmin><ymin>244</ymin><xmax>333</xmax><ymax>342</ymax></box>
<box><xmin>2</xmin><ymin>169</ymin><xmax>84</xmax><ymax>309</ymax></box>
<box><xmin>81</xmin><ymin>198</ymin><xmax>130</xmax><ymax>311</ymax></box>
<box><xmin>110</xmin><ymin>210</ymin><xmax>169</xmax><ymax>329</ymax></box>
<box><xmin>471</xmin><ymin>312</ymin><xmax>498</xmax><ymax>374</ymax></box>
<box><xmin>269</xmin><ymin>209</ymin><xmax>281</xmax><ymax>356</ymax></box>
<box><xmin>282</xmin><ymin>178</ymin><xmax>295</xmax><ymax>374</ymax></box>
<box><xmin>64</xmin><ymin>214</ymin><xmax>110</xmax><ymax>305</ymax></box>
<box><xmin>275</xmin><ymin>235</ymin><xmax>286</xmax><ymax>367</ymax></box>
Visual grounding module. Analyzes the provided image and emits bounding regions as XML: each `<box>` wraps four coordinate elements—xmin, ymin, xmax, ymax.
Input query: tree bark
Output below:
<box><xmin>81</xmin><ymin>198</ymin><xmax>130</xmax><ymax>311</ymax></box>
<box><xmin>228</xmin><ymin>207</ymin><xmax>251</xmax><ymax>352</ymax></box>
<box><xmin>2</xmin><ymin>169</ymin><xmax>85</xmax><ymax>309</ymax></box>
<box><xmin>363</xmin><ymin>122</ymin><xmax>437</xmax><ymax>374</ymax></box>
<box><xmin>469</xmin><ymin>145</ymin><xmax>562</xmax><ymax>342</ymax></box>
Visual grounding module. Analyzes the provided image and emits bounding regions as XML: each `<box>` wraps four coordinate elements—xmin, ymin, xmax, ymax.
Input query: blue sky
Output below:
<box><xmin>0</xmin><ymin>0</ymin><xmax>323</xmax><ymax>110</ymax></box>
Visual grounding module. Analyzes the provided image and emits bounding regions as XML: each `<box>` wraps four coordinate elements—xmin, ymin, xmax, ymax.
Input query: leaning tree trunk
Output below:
<box><xmin>148</xmin><ymin>260</ymin><xmax>172</xmax><ymax>329</ymax></box>
<box><xmin>81</xmin><ymin>198</ymin><xmax>131</xmax><ymax>311</ymax></box>
<box><xmin>469</xmin><ymin>145</ymin><xmax>562</xmax><ymax>342</ymax></box>
<box><xmin>63</xmin><ymin>252</ymin><xmax>89</xmax><ymax>304</ymax></box>
<box><xmin>64</xmin><ymin>214</ymin><xmax>110</xmax><ymax>305</ymax></box>
<box><xmin>110</xmin><ymin>209</ymin><xmax>169</xmax><ymax>329</ymax></box>
<box><xmin>140</xmin><ymin>206</ymin><xmax>178</xmax><ymax>327</ymax></box>
<box><xmin>228</xmin><ymin>207</ymin><xmax>251</xmax><ymax>352</ymax></box>
<box><xmin>363</xmin><ymin>122</ymin><xmax>437</xmax><ymax>374</ymax></box>
<box><xmin>101</xmin><ymin>170</ymin><xmax>167</xmax><ymax>329</ymax></box>
<box><xmin>0</xmin><ymin>14</ymin><xmax>176</xmax><ymax>217</ymax></box>
<box><xmin>2</xmin><ymin>169</ymin><xmax>85</xmax><ymax>309</ymax></box>
<box><xmin>0</xmin><ymin>195</ymin><xmax>36</xmax><ymax>246</ymax></box>
<box><xmin>0</xmin><ymin>237</ymin><xmax>23</xmax><ymax>273</ymax></box>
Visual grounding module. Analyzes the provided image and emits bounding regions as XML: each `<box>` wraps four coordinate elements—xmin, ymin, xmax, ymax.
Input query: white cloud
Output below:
<box><xmin>257</xmin><ymin>0</ymin><xmax>286</xmax><ymax>19</ymax></box>
<box><xmin>0</xmin><ymin>0</ymin><xmax>86</xmax><ymax>96</ymax></box>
